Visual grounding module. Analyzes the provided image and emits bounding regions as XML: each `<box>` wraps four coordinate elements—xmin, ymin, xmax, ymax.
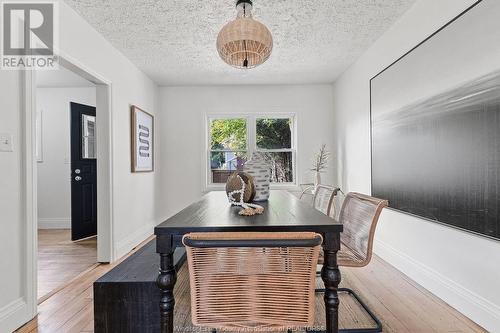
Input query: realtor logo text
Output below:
<box><xmin>1</xmin><ymin>1</ymin><xmax>58</xmax><ymax>70</ymax></box>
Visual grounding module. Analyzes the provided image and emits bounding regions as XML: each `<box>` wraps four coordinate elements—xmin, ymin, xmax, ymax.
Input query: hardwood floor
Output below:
<box><xmin>38</xmin><ymin>229</ymin><xmax>97</xmax><ymax>301</ymax></box>
<box><xmin>18</xmin><ymin>234</ymin><xmax>485</xmax><ymax>333</ymax></box>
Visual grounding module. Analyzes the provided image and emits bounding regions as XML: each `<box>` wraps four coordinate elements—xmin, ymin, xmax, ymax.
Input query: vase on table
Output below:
<box><xmin>244</xmin><ymin>152</ymin><xmax>271</xmax><ymax>201</ymax></box>
<box><xmin>314</xmin><ymin>171</ymin><xmax>321</xmax><ymax>190</ymax></box>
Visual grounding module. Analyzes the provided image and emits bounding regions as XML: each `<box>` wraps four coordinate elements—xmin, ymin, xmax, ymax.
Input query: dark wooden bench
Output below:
<box><xmin>94</xmin><ymin>238</ymin><xmax>186</xmax><ymax>333</ymax></box>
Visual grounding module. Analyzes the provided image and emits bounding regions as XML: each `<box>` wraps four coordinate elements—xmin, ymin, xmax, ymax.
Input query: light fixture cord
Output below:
<box><xmin>243</xmin><ymin>3</ymin><xmax>248</xmax><ymax>67</ymax></box>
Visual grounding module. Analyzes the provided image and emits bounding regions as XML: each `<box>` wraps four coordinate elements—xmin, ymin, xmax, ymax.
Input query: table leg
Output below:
<box><xmin>321</xmin><ymin>232</ymin><xmax>341</xmax><ymax>333</ymax></box>
<box><xmin>157</xmin><ymin>237</ymin><xmax>177</xmax><ymax>333</ymax></box>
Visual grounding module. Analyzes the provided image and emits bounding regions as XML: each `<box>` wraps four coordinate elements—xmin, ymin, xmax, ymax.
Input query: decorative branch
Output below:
<box><xmin>311</xmin><ymin>144</ymin><xmax>330</xmax><ymax>173</ymax></box>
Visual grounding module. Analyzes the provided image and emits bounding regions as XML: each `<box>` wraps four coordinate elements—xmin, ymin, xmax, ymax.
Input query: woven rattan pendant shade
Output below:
<box><xmin>217</xmin><ymin>0</ymin><xmax>273</xmax><ymax>69</ymax></box>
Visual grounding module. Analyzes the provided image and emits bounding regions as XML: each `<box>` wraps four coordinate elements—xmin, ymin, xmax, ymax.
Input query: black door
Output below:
<box><xmin>70</xmin><ymin>102</ymin><xmax>97</xmax><ymax>241</ymax></box>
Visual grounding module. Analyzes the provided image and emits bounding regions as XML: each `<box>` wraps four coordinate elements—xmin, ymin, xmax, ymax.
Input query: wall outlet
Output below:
<box><xmin>0</xmin><ymin>133</ymin><xmax>14</xmax><ymax>152</ymax></box>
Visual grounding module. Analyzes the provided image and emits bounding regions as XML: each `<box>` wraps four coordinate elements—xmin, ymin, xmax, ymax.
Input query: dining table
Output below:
<box><xmin>154</xmin><ymin>190</ymin><xmax>343</xmax><ymax>333</ymax></box>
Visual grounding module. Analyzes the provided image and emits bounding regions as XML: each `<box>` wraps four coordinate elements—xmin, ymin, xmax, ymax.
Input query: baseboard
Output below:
<box><xmin>38</xmin><ymin>217</ymin><xmax>70</xmax><ymax>229</ymax></box>
<box><xmin>375</xmin><ymin>239</ymin><xmax>500</xmax><ymax>332</ymax></box>
<box><xmin>114</xmin><ymin>223</ymin><xmax>154</xmax><ymax>260</ymax></box>
<box><xmin>0</xmin><ymin>297</ymin><xmax>31</xmax><ymax>332</ymax></box>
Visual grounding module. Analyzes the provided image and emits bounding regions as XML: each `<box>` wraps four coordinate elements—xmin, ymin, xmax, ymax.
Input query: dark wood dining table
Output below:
<box><xmin>154</xmin><ymin>190</ymin><xmax>343</xmax><ymax>333</ymax></box>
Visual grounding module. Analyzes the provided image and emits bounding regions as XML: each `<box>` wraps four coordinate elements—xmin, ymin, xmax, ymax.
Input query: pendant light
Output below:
<box><xmin>216</xmin><ymin>0</ymin><xmax>273</xmax><ymax>69</ymax></box>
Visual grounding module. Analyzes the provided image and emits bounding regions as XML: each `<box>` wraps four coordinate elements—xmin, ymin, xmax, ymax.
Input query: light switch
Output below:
<box><xmin>0</xmin><ymin>133</ymin><xmax>14</xmax><ymax>152</ymax></box>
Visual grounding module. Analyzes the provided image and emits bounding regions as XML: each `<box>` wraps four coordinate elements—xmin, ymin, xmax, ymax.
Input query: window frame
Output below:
<box><xmin>205</xmin><ymin>112</ymin><xmax>297</xmax><ymax>191</ymax></box>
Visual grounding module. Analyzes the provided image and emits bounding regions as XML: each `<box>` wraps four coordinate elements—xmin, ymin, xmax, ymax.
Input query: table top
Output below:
<box><xmin>155</xmin><ymin>190</ymin><xmax>342</xmax><ymax>235</ymax></box>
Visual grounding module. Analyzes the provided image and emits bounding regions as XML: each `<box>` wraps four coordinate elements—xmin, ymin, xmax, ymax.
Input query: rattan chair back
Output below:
<box><xmin>312</xmin><ymin>185</ymin><xmax>340</xmax><ymax>218</ymax></box>
<box><xmin>331</xmin><ymin>190</ymin><xmax>346</xmax><ymax>221</ymax></box>
<box><xmin>182</xmin><ymin>232</ymin><xmax>323</xmax><ymax>331</ymax></box>
<box><xmin>338</xmin><ymin>192</ymin><xmax>388</xmax><ymax>267</ymax></box>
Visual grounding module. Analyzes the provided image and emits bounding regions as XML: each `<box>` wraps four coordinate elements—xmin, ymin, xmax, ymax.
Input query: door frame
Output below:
<box><xmin>22</xmin><ymin>52</ymin><xmax>114</xmax><ymax>318</ymax></box>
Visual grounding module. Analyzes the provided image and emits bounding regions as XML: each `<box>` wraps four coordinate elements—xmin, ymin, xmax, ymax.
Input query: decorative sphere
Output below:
<box><xmin>225</xmin><ymin>172</ymin><xmax>256</xmax><ymax>203</ymax></box>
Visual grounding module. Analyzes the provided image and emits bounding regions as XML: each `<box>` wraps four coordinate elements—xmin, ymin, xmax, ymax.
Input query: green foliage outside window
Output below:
<box><xmin>257</xmin><ymin>118</ymin><xmax>293</xmax><ymax>182</ymax></box>
<box><xmin>209</xmin><ymin>117</ymin><xmax>294</xmax><ymax>183</ymax></box>
<box><xmin>210</xmin><ymin>118</ymin><xmax>247</xmax><ymax>150</ymax></box>
<box><xmin>210</xmin><ymin>119</ymin><xmax>247</xmax><ymax>170</ymax></box>
<box><xmin>256</xmin><ymin>118</ymin><xmax>291</xmax><ymax>149</ymax></box>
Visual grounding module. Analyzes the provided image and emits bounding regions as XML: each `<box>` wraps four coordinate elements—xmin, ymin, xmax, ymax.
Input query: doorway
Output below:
<box><xmin>35</xmin><ymin>66</ymin><xmax>99</xmax><ymax>301</ymax></box>
<box><xmin>19</xmin><ymin>54</ymin><xmax>113</xmax><ymax>325</ymax></box>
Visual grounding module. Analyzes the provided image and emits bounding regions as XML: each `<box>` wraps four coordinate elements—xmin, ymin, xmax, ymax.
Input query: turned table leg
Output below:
<box><xmin>321</xmin><ymin>232</ymin><xmax>341</xmax><ymax>333</ymax></box>
<box><xmin>157</xmin><ymin>235</ymin><xmax>177</xmax><ymax>333</ymax></box>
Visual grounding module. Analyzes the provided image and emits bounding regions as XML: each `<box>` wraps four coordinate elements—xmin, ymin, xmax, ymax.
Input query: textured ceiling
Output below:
<box><xmin>65</xmin><ymin>0</ymin><xmax>416</xmax><ymax>86</ymax></box>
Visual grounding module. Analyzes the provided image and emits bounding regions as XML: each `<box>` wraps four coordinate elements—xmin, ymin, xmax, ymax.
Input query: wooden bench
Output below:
<box><xmin>94</xmin><ymin>239</ymin><xmax>186</xmax><ymax>333</ymax></box>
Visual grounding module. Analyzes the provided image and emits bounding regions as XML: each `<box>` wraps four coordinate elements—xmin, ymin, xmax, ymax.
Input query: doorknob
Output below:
<box><xmin>75</xmin><ymin>176</ymin><xmax>82</xmax><ymax>181</ymax></box>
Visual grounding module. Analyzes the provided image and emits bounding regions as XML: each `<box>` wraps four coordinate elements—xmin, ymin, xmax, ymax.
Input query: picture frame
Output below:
<box><xmin>370</xmin><ymin>0</ymin><xmax>500</xmax><ymax>240</ymax></box>
<box><xmin>131</xmin><ymin>105</ymin><xmax>154</xmax><ymax>172</ymax></box>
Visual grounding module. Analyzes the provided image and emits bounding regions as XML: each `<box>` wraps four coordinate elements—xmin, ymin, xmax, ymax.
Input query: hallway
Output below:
<box><xmin>38</xmin><ymin>229</ymin><xmax>97</xmax><ymax>302</ymax></box>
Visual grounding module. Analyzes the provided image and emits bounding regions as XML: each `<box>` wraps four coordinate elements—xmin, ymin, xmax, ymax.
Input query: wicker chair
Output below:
<box><xmin>312</xmin><ymin>185</ymin><xmax>341</xmax><ymax>218</ymax></box>
<box><xmin>314</xmin><ymin>192</ymin><xmax>388</xmax><ymax>333</ymax></box>
<box><xmin>182</xmin><ymin>232</ymin><xmax>323</xmax><ymax>332</ymax></box>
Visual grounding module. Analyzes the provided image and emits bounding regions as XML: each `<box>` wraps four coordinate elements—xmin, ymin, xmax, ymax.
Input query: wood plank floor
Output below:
<box><xmin>19</xmin><ymin>235</ymin><xmax>485</xmax><ymax>333</ymax></box>
<box><xmin>38</xmin><ymin>229</ymin><xmax>97</xmax><ymax>301</ymax></box>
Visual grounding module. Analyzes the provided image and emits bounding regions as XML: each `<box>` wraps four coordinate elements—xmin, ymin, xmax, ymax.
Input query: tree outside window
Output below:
<box><xmin>209</xmin><ymin>118</ymin><xmax>247</xmax><ymax>183</ymax></box>
<box><xmin>256</xmin><ymin>118</ymin><xmax>293</xmax><ymax>183</ymax></box>
<box><xmin>208</xmin><ymin>115</ymin><xmax>295</xmax><ymax>185</ymax></box>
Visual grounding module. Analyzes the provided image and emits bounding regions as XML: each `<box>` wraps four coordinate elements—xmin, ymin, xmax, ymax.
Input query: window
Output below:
<box><xmin>207</xmin><ymin>115</ymin><xmax>295</xmax><ymax>186</ymax></box>
<box><xmin>209</xmin><ymin>118</ymin><xmax>248</xmax><ymax>184</ymax></box>
<box><xmin>256</xmin><ymin>118</ymin><xmax>294</xmax><ymax>183</ymax></box>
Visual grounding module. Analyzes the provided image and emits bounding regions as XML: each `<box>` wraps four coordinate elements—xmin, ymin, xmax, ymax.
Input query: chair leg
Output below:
<box><xmin>308</xmin><ymin>288</ymin><xmax>382</xmax><ymax>333</ymax></box>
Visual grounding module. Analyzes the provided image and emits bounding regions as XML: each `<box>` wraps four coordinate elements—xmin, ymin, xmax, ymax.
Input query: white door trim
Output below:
<box><xmin>51</xmin><ymin>52</ymin><xmax>115</xmax><ymax>263</ymax></box>
<box><xmin>21</xmin><ymin>52</ymin><xmax>115</xmax><ymax>327</ymax></box>
<box><xmin>22</xmin><ymin>67</ymin><xmax>38</xmax><ymax>326</ymax></box>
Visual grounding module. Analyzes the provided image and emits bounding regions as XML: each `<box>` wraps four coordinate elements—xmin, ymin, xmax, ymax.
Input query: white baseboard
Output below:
<box><xmin>114</xmin><ymin>223</ymin><xmax>154</xmax><ymax>260</ymax></box>
<box><xmin>0</xmin><ymin>297</ymin><xmax>31</xmax><ymax>333</ymax></box>
<box><xmin>375</xmin><ymin>239</ymin><xmax>500</xmax><ymax>332</ymax></box>
<box><xmin>38</xmin><ymin>217</ymin><xmax>70</xmax><ymax>229</ymax></box>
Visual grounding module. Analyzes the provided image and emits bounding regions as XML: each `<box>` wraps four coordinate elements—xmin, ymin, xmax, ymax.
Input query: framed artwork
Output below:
<box><xmin>370</xmin><ymin>0</ymin><xmax>500</xmax><ymax>240</ymax></box>
<box><xmin>131</xmin><ymin>105</ymin><xmax>154</xmax><ymax>172</ymax></box>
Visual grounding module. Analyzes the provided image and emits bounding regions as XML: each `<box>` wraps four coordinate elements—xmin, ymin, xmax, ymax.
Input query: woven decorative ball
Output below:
<box><xmin>225</xmin><ymin>172</ymin><xmax>255</xmax><ymax>203</ymax></box>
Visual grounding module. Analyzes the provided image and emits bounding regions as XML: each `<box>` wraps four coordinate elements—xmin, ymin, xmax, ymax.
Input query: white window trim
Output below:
<box><xmin>205</xmin><ymin>112</ymin><xmax>297</xmax><ymax>191</ymax></box>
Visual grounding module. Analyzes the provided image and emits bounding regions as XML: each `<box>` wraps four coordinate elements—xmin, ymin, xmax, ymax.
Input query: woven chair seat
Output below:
<box><xmin>338</xmin><ymin>243</ymin><xmax>367</xmax><ymax>267</ymax></box>
<box><xmin>317</xmin><ymin>242</ymin><xmax>367</xmax><ymax>267</ymax></box>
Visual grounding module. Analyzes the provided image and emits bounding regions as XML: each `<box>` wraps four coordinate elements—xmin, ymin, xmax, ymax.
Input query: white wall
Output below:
<box><xmin>36</xmin><ymin>87</ymin><xmax>96</xmax><ymax>229</ymax></box>
<box><xmin>0</xmin><ymin>71</ymin><xmax>29</xmax><ymax>333</ymax></box>
<box><xmin>331</xmin><ymin>0</ymin><xmax>500</xmax><ymax>331</ymax></box>
<box><xmin>157</xmin><ymin>85</ymin><xmax>334</xmax><ymax>220</ymax></box>
<box><xmin>0</xmin><ymin>1</ymin><xmax>159</xmax><ymax>331</ymax></box>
